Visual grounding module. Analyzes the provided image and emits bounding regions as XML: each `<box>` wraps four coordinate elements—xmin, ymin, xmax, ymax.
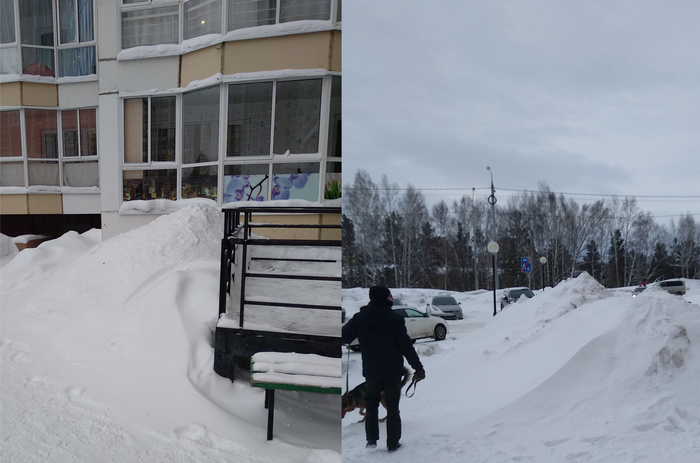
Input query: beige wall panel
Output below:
<box><xmin>0</xmin><ymin>195</ymin><xmax>29</xmax><ymax>214</ymax></box>
<box><xmin>0</xmin><ymin>82</ymin><xmax>22</xmax><ymax>106</ymax></box>
<box><xmin>181</xmin><ymin>45</ymin><xmax>223</xmax><ymax>88</ymax></box>
<box><xmin>223</xmin><ymin>32</ymin><xmax>334</xmax><ymax>75</ymax></box>
<box><xmin>331</xmin><ymin>31</ymin><xmax>341</xmax><ymax>72</ymax></box>
<box><xmin>27</xmin><ymin>194</ymin><xmax>63</xmax><ymax>214</ymax></box>
<box><xmin>97</xmin><ymin>0</ymin><xmax>120</xmax><ymax>60</ymax></box>
<box><xmin>248</xmin><ymin>212</ymin><xmax>341</xmax><ymax>240</ymax></box>
<box><xmin>58</xmin><ymin>81</ymin><xmax>99</xmax><ymax>107</ymax></box>
<box><xmin>22</xmin><ymin>83</ymin><xmax>59</xmax><ymax>107</ymax></box>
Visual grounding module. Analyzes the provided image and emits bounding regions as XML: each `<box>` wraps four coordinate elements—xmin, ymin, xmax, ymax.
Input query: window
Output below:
<box><xmin>121</xmin><ymin>5</ymin><xmax>179</xmax><ymax>49</ymax></box>
<box><xmin>273</xmin><ymin>79</ymin><xmax>322</xmax><ymax>155</ymax></box>
<box><xmin>0</xmin><ymin>111</ymin><xmax>22</xmax><ymax>158</ymax></box>
<box><xmin>228</xmin><ymin>0</ymin><xmax>331</xmax><ymax>30</ymax></box>
<box><xmin>223</xmin><ymin>164</ymin><xmax>268</xmax><ymax>201</ymax></box>
<box><xmin>124</xmin><ymin>96</ymin><xmax>176</xmax><ymax>164</ymax></box>
<box><xmin>0</xmin><ymin>0</ymin><xmax>16</xmax><ymax>44</ymax></box>
<box><xmin>228</xmin><ymin>0</ymin><xmax>275</xmax><ymax>30</ymax></box>
<box><xmin>271</xmin><ymin>162</ymin><xmax>319</xmax><ymax>201</ymax></box>
<box><xmin>184</xmin><ymin>0</ymin><xmax>222</xmax><ymax>40</ymax></box>
<box><xmin>279</xmin><ymin>0</ymin><xmax>330</xmax><ymax>23</ymax></box>
<box><xmin>0</xmin><ymin>108</ymin><xmax>99</xmax><ymax>188</ymax></box>
<box><xmin>19</xmin><ymin>0</ymin><xmax>55</xmax><ymax>76</ymax></box>
<box><xmin>226</xmin><ymin>81</ymin><xmax>273</xmax><ymax>157</ymax></box>
<box><xmin>123</xmin><ymin>169</ymin><xmax>177</xmax><ymax>201</ymax></box>
<box><xmin>182</xmin><ymin>86</ymin><xmax>219</xmax><ymax>200</ymax></box>
<box><xmin>183</xmin><ymin>86</ymin><xmax>219</xmax><ymax>164</ymax></box>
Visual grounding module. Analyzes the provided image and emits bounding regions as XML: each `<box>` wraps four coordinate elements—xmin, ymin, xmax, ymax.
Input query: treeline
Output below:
<box><xmin>343</xmin><ymin>170</ymin><xmax>700</xmax><ymax>290</ymax></box>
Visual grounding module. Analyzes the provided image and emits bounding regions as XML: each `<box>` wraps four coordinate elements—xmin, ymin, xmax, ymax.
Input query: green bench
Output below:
<box><xmin>250</xmin><ymin>352</ymin><xmax>342</xmax><ymax>441</ymax></box>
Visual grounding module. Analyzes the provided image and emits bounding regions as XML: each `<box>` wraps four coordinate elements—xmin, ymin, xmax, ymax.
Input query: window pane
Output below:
<box><xmin>25</xmin><ymin>109</ymin><xmax>58</xmax><ymax>159</ymax></box>
<box><xmin>327</xmin><ymin>75</ymin><xmax>341</xmax><ymax>158</ymax></box>
<box><xmin>150</xmin><ymin>96</ymin><xmax>175</xmax><ymax>162</ymax></box>
<box><xmin>62</xmin><ymin>110</ymin><xmax>79</xmax><ymax>157</ymax></box>
<box><xmin>228</xmin><ymin>0</ymin><xmax>275</xmax><ymax>31</ymax></box>
<box><xmin>28</xmin><ymin>161</ymin><xmax>59</xmax><ymax>186</ymax></box>
<box><xmin>123</xmin><ymin>169</ymin><xmax>177</xmax><ymax>201</ymax></box>
<box><xmin>223</xmin><ymin>164</ymin><xmax>268</xmax><ymax>202</ymax></box>
<box><xmin>124</xmin><ymin>98</ymin><xmax>147</xmax><ymax>163</ymax></box>
<box><xmin>58</xmin><ymin>46</ymin><xmax>96</xmax><ymax>76</ymax></box>
<box><xmin>182</xmin><ymin>165</ymin><xmax>217</xmax><ymax>200</ymax></box>
<box><xmin>324</xmin><ymin>161</ymin><xmax>340</xmax><ymax>199</ymax></box>
<box><xmin>19</xmin><ymin>0</ymin><xmax>54</xmax><ymax>46</ymax></box>
<box><xmin>183</xmin><ymin>86</ymin><xmax>219</xmax><ymax>164</ymax></box>
<box><xmin>79</xmin><ymin>108</ymin><xmax>97</xmax><ymax>157</ymax></box>
<box><xmin>0</xmin><ymin>0</ymin><xmax>16</xmax><ymax>44</ymax></box>
<box><xmin>21</xmin><ymin>46</ymin><xmax>55</xmax><ymax>76</ymax></box>
<box><xmin>337</xmin><ymin>0</ymin><xmax>341</xmax><ymax>22</ymax></box>
<box><xmin>227</xmin><ymin>82</ymin><xmax>272</xmax><ymax>157</ymax></box>
<box><xmin>63</xmin><ymin>160</ymin><xmax>98</xmax><ymax>187</ymax></box>
<box><xmin>0</xmin><ymin>111</ymin><xmax>22</xmax><ymax>157</ymax></box>
<box><xmin>273</xmin><ymin>79</ymin><xmax>321</xmax><ymax>154</ymax></box>
<box><xmin>0</xmin><ymin>162</ymin><xmax>24</xmax><ymax>186</ymax></box>
<box><xmin>121</xmin><ymin>6</ymin><xmax>179</xmax><ymax>49</ymax></box>
<box><xmin>272</xmin><ymin>162</ymin><xmax>320</xmax><ymax>201</ymax></box>
<box><xmin>280</xmin><ymin>0</ymin><xmax>330</xmax><ymax>23</ymax></box>
<box><xmin>184</xmin><ymin>0</ymin><xmax>222</xmax><ymax>40</ymax></box>
<box><xmin>0</xmin><ymin>47</ymin><xmax>19</xmax><ymax>74</ymax></box>
<box><xmin>78</xmin><ymin>0</ymin><xmax>94</xmax><ymax>42</ymax></box>
<box><xmin>59</xmin><ymin>0</ymin><xmax>77</xmax><ymax>44</ymax></box>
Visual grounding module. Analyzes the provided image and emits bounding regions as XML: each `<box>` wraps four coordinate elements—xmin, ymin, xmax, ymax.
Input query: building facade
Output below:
<box><xmin>0</xmin><ymin>0</ymin><xmax>341</xmax><ymax>239</ymax></box>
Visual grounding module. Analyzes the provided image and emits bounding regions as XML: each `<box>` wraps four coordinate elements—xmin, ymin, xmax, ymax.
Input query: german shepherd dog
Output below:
<box><xmin>341</xmin><ymin>368</ymin><xmax>411</xmax><ymax>423</ymax></box>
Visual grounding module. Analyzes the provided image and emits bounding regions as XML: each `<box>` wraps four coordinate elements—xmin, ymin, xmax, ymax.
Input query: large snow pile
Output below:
<box><xmin>342</xmin><ymin>275</ymin><xmax>700</xmax><ymax>462</ymax></box>
<box><xmin>1</xmin><ymin>204</ymin><xmax>340</xmax><ymax>463</ymax></box>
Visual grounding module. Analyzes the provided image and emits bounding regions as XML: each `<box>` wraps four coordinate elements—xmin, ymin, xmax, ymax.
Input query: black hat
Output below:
<box><xmin>369</xmin><ymin>286</ymin><xmax>392</xmax><ymax>301</ymax></box>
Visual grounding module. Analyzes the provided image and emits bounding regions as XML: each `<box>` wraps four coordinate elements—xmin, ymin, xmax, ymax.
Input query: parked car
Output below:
<box><xmin>632</xmin><ymin>279</ymin><xmax>686</xmax><ymax>296</ymax></box>
<box><xmin>501</xmin><ymin>287</ymin><xmax>535</xmax><ymax>309</ymax></box>
<box><xmin>428</xmin><ymin>295</ymin><xmax>463</xmax><ymax>320</ymax></box>
<box><xmin>347</xmin><ymin>307</ymin><xmax>448</xmax><ymax>351</ymax></box>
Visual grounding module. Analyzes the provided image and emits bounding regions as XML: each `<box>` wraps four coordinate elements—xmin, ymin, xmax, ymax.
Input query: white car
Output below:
<box><xmin>347</xmin><ymin>307</ymin><xmax>448</xmax><ymax>351</ymax></box>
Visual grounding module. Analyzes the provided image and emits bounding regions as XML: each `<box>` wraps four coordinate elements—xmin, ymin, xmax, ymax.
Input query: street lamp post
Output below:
<box><xmin>487</xmin><ymin>241</ymin><xmax>499</xmax><ymax>316</ymax></box>
<box><xmin>540</xmin><ymin>256</ymin><xmax>547</xmax><ymax>290</ymax></box>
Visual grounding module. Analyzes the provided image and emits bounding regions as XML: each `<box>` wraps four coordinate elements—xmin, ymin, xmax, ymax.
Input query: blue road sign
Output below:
<box><xmin>521</xmin><ymin>257</ymin><xmax>531</xmax><ymax>273</ymax></box>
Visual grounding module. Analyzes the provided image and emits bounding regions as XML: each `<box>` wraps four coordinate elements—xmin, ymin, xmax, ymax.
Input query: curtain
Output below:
<box><xmin>0</xmin><ymin>0</ymin><xmax>16</xmax><ymax>44</ymax></box>
<box><xmin>58</xmin><ymin>45</ymin><xmax>95</xmax><ymax>76</ymax></box>
<box><xmin>28</xmin><ymin>161</ymin><xmax>60</xmax><ymax>186</ymax></box>
<box><xmin>228</xmin><ymin>0</ymin><xmax>275</xmax><ymax>31</ymax></box>
<box><xmin>279</xmin><ymin>0</ymin><xmax>330</xmax><ymax>23</ymax></box>
<box><xmin>184</xmin><ymin>0</ymin><xmax>221</xmax><ymax>40</ymax></box>
<box><xmin>121</xmin><ymin>5</ymin><xmax>179</xmax><ymax>49</ymax></box>
<box><xmin>0</xmin><ymin>162</ymin><xmax>24</xmax><ymax>187</ymax></box>
<box><xmin>63</xmin><ymin>161</ymin><xmax>98</xmax><ymax>187</ymax></box>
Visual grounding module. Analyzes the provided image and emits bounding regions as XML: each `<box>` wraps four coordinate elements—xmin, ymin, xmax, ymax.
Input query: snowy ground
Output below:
<box><xmin>1</xmin><ymin>204</ymin><xmax>340</xmax><ymax>463</ymax></box>
<box><xmin>342</xmin><ymin>278</ymin><xmax>700</xmax><ymax>462</ymax></box>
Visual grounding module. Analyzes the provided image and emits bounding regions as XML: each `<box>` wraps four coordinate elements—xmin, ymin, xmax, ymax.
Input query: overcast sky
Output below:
<box><xmin>342</xmin><ymin>0</ymin><xmax>700</xmax><ymax>223</ymax></box>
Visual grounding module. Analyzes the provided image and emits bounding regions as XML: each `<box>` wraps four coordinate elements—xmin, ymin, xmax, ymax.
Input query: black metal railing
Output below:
<box><xmin>218</xmin><ymin>206</ymin><xmax>341</xmax><ymax>328</ymax></box>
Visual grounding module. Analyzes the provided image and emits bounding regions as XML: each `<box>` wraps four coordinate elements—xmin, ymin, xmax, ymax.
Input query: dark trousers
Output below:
<box><xmin>364</xmin><ymin>377</ymin><xmax>402</xmax><ymax>448</ymax></box>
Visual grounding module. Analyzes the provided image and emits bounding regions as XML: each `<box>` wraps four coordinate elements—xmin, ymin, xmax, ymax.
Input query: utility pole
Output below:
<box><xmin>486</xmin><ymin>167</ymin><xmax>499</xmax><ymax>291</ymax></box>
<box><xmin>472</xmin><ymin>187</ymin><xmax>478</xmax><ymax>290</ymax></box>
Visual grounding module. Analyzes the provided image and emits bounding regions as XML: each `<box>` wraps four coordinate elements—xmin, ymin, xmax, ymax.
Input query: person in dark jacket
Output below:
<box><xmin>342</xmin><ymin>286</ymin><xmax>426</xmax><ymax>452</ymax></box>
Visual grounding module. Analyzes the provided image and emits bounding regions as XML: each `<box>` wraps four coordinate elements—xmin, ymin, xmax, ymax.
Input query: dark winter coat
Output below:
<box><xmin>342</xmin><ymin>300</ymin><xmax>423</xmax><ymax>380</ymax></box>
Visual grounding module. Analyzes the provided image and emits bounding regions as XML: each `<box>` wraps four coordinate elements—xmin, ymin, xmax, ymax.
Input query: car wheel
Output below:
<box><xmin>349</xmin><ymin>345</ymin><xmax>361</xmax><ymax>352</ymax></box>
<box><xmin>434</xmin><ymin>324</ymin><xmax>447</xmax><ymax>341</ymax></box>
<box><xmin>676</xmin><ymin>292</ymin><xmax>683</xmax><ymax>296</ymax></box>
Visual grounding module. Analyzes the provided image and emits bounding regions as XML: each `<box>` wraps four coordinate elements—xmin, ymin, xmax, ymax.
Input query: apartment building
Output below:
<box><xmin>0</xmin><ymin>0</ymin><xmax>341</xmax><ymax>240</ymax></box>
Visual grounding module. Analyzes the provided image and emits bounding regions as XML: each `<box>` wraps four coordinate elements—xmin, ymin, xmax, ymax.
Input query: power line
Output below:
<box><xmin>344</xmin><ymin>185</ymin><xmax>700</xmax><ymax>200</ymax></box>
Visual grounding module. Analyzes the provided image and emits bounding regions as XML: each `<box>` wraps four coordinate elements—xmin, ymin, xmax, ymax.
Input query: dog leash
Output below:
<box><xmin>405</xmin><ymin>376</ymin><xmax>422</xmax><ymax>398</ymax></box>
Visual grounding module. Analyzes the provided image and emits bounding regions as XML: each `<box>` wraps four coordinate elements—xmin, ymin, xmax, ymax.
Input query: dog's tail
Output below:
<box><xmin>400</xmin><ymin>367</ymin><xmax>412</xmax><ymax>389</ymax></box>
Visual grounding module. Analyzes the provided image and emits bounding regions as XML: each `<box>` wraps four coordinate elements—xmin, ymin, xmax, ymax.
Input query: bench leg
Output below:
<box><xmin>267</xmin><ymin>389</ymin><xmax>275</xmax><ymax>441</ymax></box>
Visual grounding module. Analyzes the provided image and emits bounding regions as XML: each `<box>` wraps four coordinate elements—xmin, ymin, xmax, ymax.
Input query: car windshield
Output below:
<box><xmin>433</xmin><ymin>297</ymin><xmax>457</xmax><ymax>306</ymax></box>
<box><xmin>511</xmin><ymin>289</ymin><xmax>534</xmax><ymax>299</ymax></box>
